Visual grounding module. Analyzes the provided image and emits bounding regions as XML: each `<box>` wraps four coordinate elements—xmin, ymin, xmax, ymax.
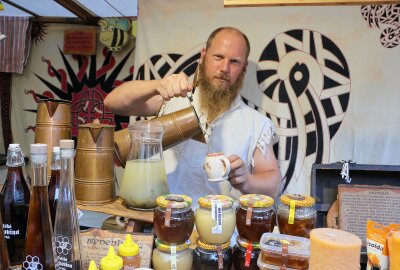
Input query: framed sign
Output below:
<box><xmin>63</xmin><ymin>28</ymin><xmax>97</xmax><ymax>56</ymax></box>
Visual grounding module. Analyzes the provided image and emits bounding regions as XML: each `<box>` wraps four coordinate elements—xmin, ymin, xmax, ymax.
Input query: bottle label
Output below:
<box><xmin>211</xmin><ymin>200</ymin><xmax>223</xmax><ymax>234</ymax></box>
<box><xmin>22</xmin><ymin>255</ymin><xmax>43</xmax><ymax>270</ymax></box>
<box><xmin>54</xmin><ymin>234</ymin><xmax>74</xmax><ymax>269</ymax></box>
<box><xmin>170</xmin><ymin>244</ymin><xmax>177</xmax><ymax>270</ymax></box>
<box><xmin>3</xmin><ymin>223</ymin><xmax>21</xmax><ymax>239</ymax></box>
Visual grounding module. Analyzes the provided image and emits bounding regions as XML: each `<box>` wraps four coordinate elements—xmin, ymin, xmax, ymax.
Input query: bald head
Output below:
<box><xmin>205</xmin><ymin>27</ymin><xmax>250</xmax><ymax>60</ymax></box>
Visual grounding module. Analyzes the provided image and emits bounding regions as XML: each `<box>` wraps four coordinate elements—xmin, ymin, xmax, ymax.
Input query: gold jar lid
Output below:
<box><xmin>198</xmin><ymin>195</ymin><xmax>234</xmax><ymax>209</ymax></box>
<box><xmin>280</xmin><ymin>194</ymin><xmax>315</xmax><ymax>207</ymax></box>
<box><xmin>156</xmin><ymin>194</ymin><xmax>192</xmax><ymax>208</ymax></box>
<box><xmin>197</xmin><ymin>238</ymin><xmax>231</xmax><ymax>250</ymax></box>
<box><xmin>236</xmin><ymin>236</ymin><xmax>261</xmax><ymax>249</ymax></box>
<box><xmin>155</xmin><ymin>238</ymin><xmax>190</xmax><ymax>252</ymax></box>
<box><xmin>239</xmin><ymin>194</ymin><xmax>274</xmax><ymax>208</ymax></box>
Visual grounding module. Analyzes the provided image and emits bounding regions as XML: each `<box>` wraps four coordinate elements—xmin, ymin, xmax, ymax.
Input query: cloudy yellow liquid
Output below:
<box><xmin>120</xmin><ymin>159</ymin><xmax>169</xmax><ymax>209</ymax></box>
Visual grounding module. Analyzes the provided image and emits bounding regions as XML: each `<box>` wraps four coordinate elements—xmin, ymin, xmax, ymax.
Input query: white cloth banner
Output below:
<box><xmin>134</xmin><ymin>0</ymin><xmax>400</xmax><ymax>194</ymax></box>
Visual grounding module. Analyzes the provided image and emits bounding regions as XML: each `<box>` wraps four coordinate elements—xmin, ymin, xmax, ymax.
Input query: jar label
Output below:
<box><xmin>245</xmin><ymin>203</ymin><xmax>253</xmax><ymax>226</ymax></box>
<box><xmin>288</xmin><ymin>200</ymin><xmax>296</xmax><ymax>224</ymax></box>
<box><xmin>165</xmin><ymin>203</ymin><xmax>172</xmax><ymax>227</ymax></box>
<box><xmin>170</xmin><ymin>244</ymin><xmax>177</xmax><ymax>270</ymax></box>
<box><xmin>217</xmin><ymin>245</ymin><xmax>223</xmax><ymax>269</ymax></box>
<box><xmin>211</xmin><ymin>200</ymin><xmax>223</xmax><ymax>234</ymax></box>
<box><xmin>245</xmin><ymin>242</ymin><xmax>253</xmax><ymax>267</ymax></box>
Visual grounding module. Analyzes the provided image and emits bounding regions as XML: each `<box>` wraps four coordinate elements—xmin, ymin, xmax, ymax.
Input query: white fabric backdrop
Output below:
<box><xmin>133</xmin><ymin>0</ymin><xmax>400</xmax><ymax>194</ymax></box>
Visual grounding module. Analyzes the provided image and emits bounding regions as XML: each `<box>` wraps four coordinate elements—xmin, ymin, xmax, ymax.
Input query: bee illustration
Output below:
<box><xmin>98</xmin><ymin>18</ymin><xmax>130</xmax><ymax>51</ymax></box>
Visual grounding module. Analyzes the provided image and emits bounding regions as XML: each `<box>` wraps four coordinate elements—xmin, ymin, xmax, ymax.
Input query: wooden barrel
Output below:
<box><xmin>74</xmin><ymin>123</ymin><xmax>116</xmax><ymax>205</ymax></box>
<box><xmin>34</xmin><ymin>99</ymin><xmax>71</xmax><ymax>178</ymax></box>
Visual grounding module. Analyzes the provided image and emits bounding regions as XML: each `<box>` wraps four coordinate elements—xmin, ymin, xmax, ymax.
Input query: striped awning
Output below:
<box><xmin>0</xmin><ymin>16</ymin><xmax>31</xmax><ymax>74</ymax></box>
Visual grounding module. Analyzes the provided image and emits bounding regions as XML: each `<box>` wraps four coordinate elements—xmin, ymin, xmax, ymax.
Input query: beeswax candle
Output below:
<box><xmin>390</xmin><ymin>231</ymin><xmax>400</xmax><ymax>270</ymax></box>
<box><xmin>309</xmin><ymin>228</ymin><xmax>361</xmax><ymax>270</ymax></box>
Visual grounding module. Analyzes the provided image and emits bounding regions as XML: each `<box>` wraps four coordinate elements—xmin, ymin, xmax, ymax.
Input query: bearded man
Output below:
<box><xmin>104</xmin><ymin>27</ymin><xmax>282</xmax><ymax>204</ymax></box>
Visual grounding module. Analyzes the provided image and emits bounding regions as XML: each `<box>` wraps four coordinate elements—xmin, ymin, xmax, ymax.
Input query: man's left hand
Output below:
<box><xmin>227</xmin><ymin>155</ymin><xmax>250</xmax><ymax>187</ymax></box>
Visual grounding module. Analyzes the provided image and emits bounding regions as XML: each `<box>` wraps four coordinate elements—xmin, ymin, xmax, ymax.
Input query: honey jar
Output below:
<box><xmin>153</xmin><ymin>194</ymin><xmax>195</xmax><ymax>244</ymax></box>
<box><xmin>232</xmin><ymin>236</ymin><xmax>261</xmax><ymax>270</ymax></box>
<box><xmin>259</xmin><ymin>232</ymin><xmax>310</xmax><ymax>269</ymax></box>
<box><xmin>195</xmin><ymin>195</ymin><xmax>236</xmax><ymax>244</ymax></box>
<box><xmin>193</xmin><ymin>239</ymin><xmax>232</xmax><ymax>270</ymax></box>
<box><xmin>151</xmin><ymin>239</ymin><xmax>193</xmax><ymax>270</ymax></box>
<box><xmin>277</xmin><ymin>194</ymin><xmax>316</xmax><ymax>238</ymax></box>
<box><xmin>236</xmin><ymin>194</ymin><xmax>276</xmax><ymax>242</ymax></box>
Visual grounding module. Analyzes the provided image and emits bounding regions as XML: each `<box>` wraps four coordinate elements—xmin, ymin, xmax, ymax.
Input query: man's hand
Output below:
<box><xmin>227</xmin><ymin>155</ymin><xmax>250</xmax><ymax>188</ymax></box>
<box><xmin>157</xmin><ymin>73</ymin><xmax>193</xmax><ymax>101</ymax></box>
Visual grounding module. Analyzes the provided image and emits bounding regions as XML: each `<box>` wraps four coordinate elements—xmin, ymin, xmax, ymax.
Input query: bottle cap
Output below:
<box><xmin>53</xmin><ymin>146</ymin><xmax>61</xmax><ymax>153</ymax></box>
<box><xmin>100</xmin><ymin>246</ymin><xmax>123</xmax><ymax>270</ymax></box>
<box><xmin>239</xmin><ymin>194</ymin><xmax>274</xmax><ymax>208</ymax></box>
<box><xmin>118</xmin><ymin>234</ymin><xmax>140</xmax><ymax>256</ymax></box>
<box><xmin>88</xmin><ymin>260</ymin><xmax>98</xmax><ymax>270</ymax></box>
<box><xmin>30</xmin><ymin>143</ymin><xmax>48</xmax><ymax>154</ymax></box>
<box><xmin>8</xmin><ymin>143</ymin><xmax>20</xmax><ymax>149</ymax></box>
<box><xmin>60</xmin><ymin>139</ymin><xmax>74</xmax><ymax>149</ymax></box>
<box><xmin>30</xmin><ymin>144</ymin><xmax>48</xmax><ymax>163</ymax></box>
<box><xmin>6</xmin><ymin>143</ymin><xmax>24</xmax><ymax>166</ymax></box>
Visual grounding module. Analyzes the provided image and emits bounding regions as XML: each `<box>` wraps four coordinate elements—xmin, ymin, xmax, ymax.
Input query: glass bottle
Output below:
<box><xmin>53</xmin><ymin>139</ymin><xmax>83</xmax><ymax>270</ymax></box>
<box><xmin>23</xmin><ymin>143</ymin><xmax>56</xmax><ymax>270</ymax></box>
<box><xmin>48</xmin><ymin>146</ymin><xmax>61</xmax><ymax>227</ymax></box>
<box><xmin>120</xmin><ymin>120</ymin><xmax>169</xmax><ymax>209</ymax></box>
<box><xmin>0</xmin><ymin>194</ymin><xmax>10</xmax><ymax>270</ymax></box>
<box><xmin>1</xmin><ymin>143</ymin><xmax>30</xmax><ymax>265</ymax></box>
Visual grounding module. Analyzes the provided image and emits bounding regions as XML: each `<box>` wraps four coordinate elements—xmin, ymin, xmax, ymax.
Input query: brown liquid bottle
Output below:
<box><xmin>48</xmin><ymin>146</ymin><xmax>61</xmax><ymax>227</ymax></box>
<box><xmin>23</xmin><ymin>143</ymin><xmax>56</xmax><ymax>270</ymax></box>
<box><xmin>0</xmin><ymin>194</ymin><xmax>11</xmax><ymax>270</ymax></box>
<box><xmin>1</xmin><ymin>143</ymin><xmax>30</xmax><ymax>266</ymax></box>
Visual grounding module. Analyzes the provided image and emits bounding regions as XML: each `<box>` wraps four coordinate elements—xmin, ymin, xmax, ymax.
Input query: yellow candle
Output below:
<box><xmin>309</xmin><ymin>228</ymin><xmax>362</xmax><ymax>270</ymax></box>
<box><xmin>390</xmin><ymin>231</ymin><xmax>400</xmax><ymax>270</ymax></box>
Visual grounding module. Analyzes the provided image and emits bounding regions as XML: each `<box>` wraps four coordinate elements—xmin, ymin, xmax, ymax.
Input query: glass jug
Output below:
<box><xmin>120</xmin><ymin>120</ymin><xmax>170</xmax><ymax>209</ymax></box>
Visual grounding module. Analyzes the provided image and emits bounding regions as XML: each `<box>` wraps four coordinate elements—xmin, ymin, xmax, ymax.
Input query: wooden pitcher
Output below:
<box><xmin>74</xmin><ymin>123</ymin><xmax>116</xmax><ymax>205</ymax></box>
<box><xmin>114</xmin><ymin>106</ymin><xmax>206</xmax><ymax>167</ymax></box>
<box><xmin>34</xmin><ymin>98</ymin><xmax>71</xmax><ymax>178</ymax></box>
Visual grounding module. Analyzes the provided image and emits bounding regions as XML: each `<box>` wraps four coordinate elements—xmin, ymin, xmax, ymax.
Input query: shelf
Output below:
<box><xmin>77</xmin><ymin>197</ymin><xmax>154</xmax><ymax>223</ymax></box>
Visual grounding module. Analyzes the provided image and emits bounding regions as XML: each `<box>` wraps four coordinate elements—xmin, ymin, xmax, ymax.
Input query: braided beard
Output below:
<box><xmin>198</xmin><ymin>62</ymin><xmax>245</xmax><ymax>123</ymax></box>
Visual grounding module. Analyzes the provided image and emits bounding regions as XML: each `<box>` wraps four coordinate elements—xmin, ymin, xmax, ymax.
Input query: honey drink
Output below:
<box><xmin>120</xmin><ymin>159</ymin><xmax>169</xmax><ymax>209</ymax></box>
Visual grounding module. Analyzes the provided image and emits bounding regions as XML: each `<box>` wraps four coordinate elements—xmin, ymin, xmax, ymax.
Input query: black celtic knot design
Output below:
<box><xmin>256</xmin><ymin>29</ymin><xmax>351</xmax><ymax>191</ymax></box>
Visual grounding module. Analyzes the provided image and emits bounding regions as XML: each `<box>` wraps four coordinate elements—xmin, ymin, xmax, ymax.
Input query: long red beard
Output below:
<box><xmin>198</xmin><ymin>63</ymin><xmax>245</xmax><ymax>123</ymax></box>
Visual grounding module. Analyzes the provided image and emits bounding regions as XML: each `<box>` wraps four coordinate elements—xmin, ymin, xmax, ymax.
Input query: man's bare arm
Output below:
<box><xmin>104</xmin><ymin>73</ymin><xmax>193</xmax><ymax>116</ymax></box>
<box><xmin>228</xmin><ymin>145</ymin><xmax>282</xmax><ymax>198</ymax></box>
